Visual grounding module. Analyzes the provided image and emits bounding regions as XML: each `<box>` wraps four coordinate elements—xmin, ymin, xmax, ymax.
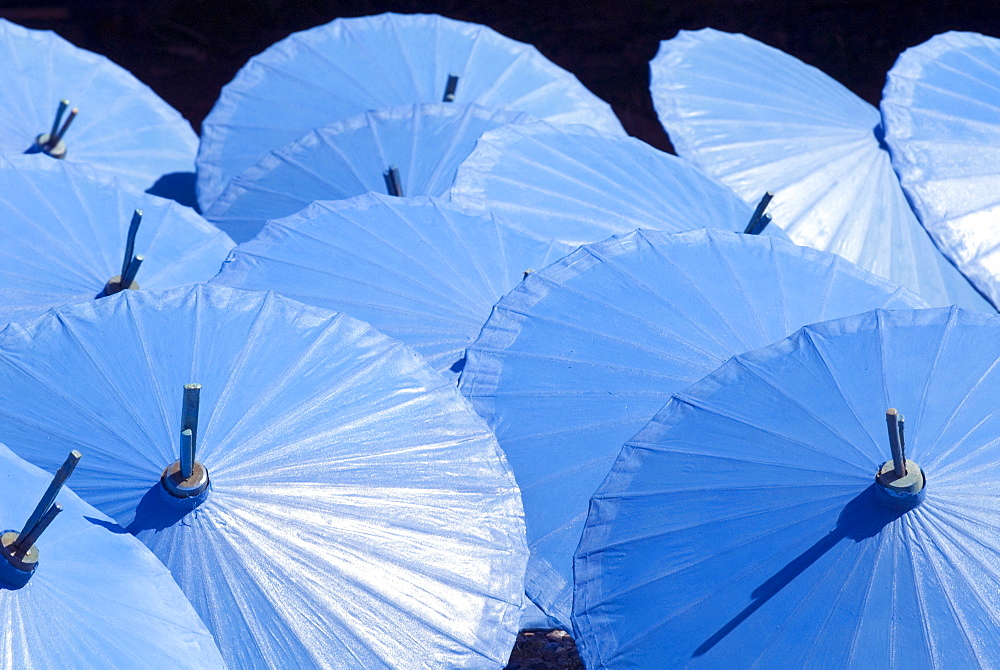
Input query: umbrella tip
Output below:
<box><xmin>103</xmin><ymin>209</ymin><xmax>146</xmax><ymax>297</ymax></box>
<box><xmin>876</xmin><ymin>408</ymin><xmax>924</xmax><ymax>511</ymax></box>
<box><xmin>1</xmin><ymin>450</ymin><xmax>80</xmax><ymax>586</ymax></box>
<box><xmin>743</xmin><ymin>191</ymin><xmax>774</xmax><ymax>235</ymax></box>
<box><xmin>31</xmin><ymin>101</ymin><xmax>78</xmax><ymax>159</ymax></box>
<box><xmin>443</xmin><ymin>73</ymin><xmax>460</xmax><ymax>102</ymax></box>
<box><xmin>383</xmin><ymin>165</ymin><xmax>404</xmax><ymax>197</ymax></box>
<box><xmin>161</xmin><ymin>384</ymin><xmax>210</xmax><ymax>500</ymax></box>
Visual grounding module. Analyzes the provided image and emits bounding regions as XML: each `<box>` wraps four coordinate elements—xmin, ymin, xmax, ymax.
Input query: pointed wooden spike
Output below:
<box><xmin>48</xmin><ymin>99</ymin><xmax>69</xmax><ymax>140</ymax></box>
<box><xmin>52</xmin><ymin>107</ymin><xmax>78</xmax><ymax>145</ymax></box>
<box><xmin>383</xmin><ymin>165</ymin><xmax>403</xmax><ymax>197</ymax></box>
<box><xmin>443</xmin><ymin>73</ymin><xmax>460</xmax><ymax>102</ymax></box>
<box><xmin>180</xmin><ymin>429</ymin><xmax>194</xmax><ymax>479</ymax></box>
<box><xmin>898</xmin><ymin>414</ymin><xmax>906</xmax><ymax>463</ymax></box>
<box><xmin>120</xmin><ymin>255</ymin><xmax>143</xmax><ymax>287</ymax></box>
<box><xmin>744</xmin><ymin>191</ymin><xmax>774</xmax><ymax>234</ymax></box>
<box><xmin>121</xmin><ymin>209</ymin><xmax>143</xmax><ymax>279</ymax></box>
<box><xmin>886</xmin><ymin>409</ymin><xmax>906</xmax><ymax>477</ymax></box>
<box><xmin>14</xmin><ymin>503</ymin><xmax>62</xmax><ymax>554</ymax></box>
<box><xmin>181</xmin><ymin>384</ymin><xmax>201</xmax><ymax>464</ymax></box>
<box><xmin>17</xmin><ymin>451</ymin><xmax>80</xmax><ymax>542</ymax></box>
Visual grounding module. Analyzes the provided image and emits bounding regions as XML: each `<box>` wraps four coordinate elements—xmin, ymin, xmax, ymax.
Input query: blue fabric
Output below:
<box><xmin>575</xmin><ymin>307</ymin><xmax>1000</xmax><ymax>668</ymax></box>
<box><xmin>203</xmin><ymin>103</ymin><xmax>531</xmax><ymax>243</ymax></box>
<box><xmin>197</xmin><ymin>12</ymin><xmax>624</xmax><ymax>210</ymax></box>
<box><xmin>450</xmin><ymin>120</ymin><xmax>789</xmax><ymax>246</ymax></box>
<box><xmin>882</xmin><ymin>31</ymin><xmax>1000</xmax><ymax>310</ymax></box>
<box><xmin>650</xmin><ymin>28</ymin><xmax>993</xmax><ymax>312</ymax></box>
<box><xmin>0</xmin><ymin>284</ymin><xmax>527</xmax><ymax>669</ymax></box>
<box><xmin>0</xmin><ymin>19</ymin><xmax>197</xmax><ymax>195</ymax></box>
<box><xmin>212</xmin><ymin>193</ymin><xmax>573</xmax><ymax>376</ymax></box>
<box><xmin>0</xmin><ymin>155</ymin><xmax>234</xmax><ymax>330</ymax></box>
<box><xmin>0</xmin><ymin>442</ymin><xmax>225</xmax><ymax>668</ymax></box>
<box><xmin>459</xmin><ymin>228</ymin><xmax>927</xmax><ymax>630</ymax></box>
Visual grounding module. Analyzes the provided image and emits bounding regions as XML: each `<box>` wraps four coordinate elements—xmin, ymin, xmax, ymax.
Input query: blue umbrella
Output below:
<box><xmin>1</xmin><ymin>443</ymin><xmax>226</xmax><ymax>668</ymax></box>
<box><xmin>0</xmin><ymin>155</ymin><xmax>233</xmax><ymax>330</ymax></box>
<box><xmin>574</xmin><ymin>307</ymin><xmax>1000</xmax><ymax>668</ymax></box>
<box><xmin>0</xmin><ymin>18</ymin><xmax>198</xmax><ymax>198</ymax></box>
<box><xmin>211</xmin><ymin>192</ymin><xmax>573</xmax><ymax>376</ymax></box>
<box><xmin>882</xmin><ymin>31</ymin><xmax>1000</xmax><ymax>310</ymax></box>
<box><xmin>196</xmin><ymin>12</ymin><xmax>624</xmax><ymax>210</ymax></box>
<box><xmin>203</xmin><ymin>103</ymin><xmax>532</xmax><ymax>243</ymax></box>
<box><xmin>649</xmin><ymin>28</ymin><xmax>992</xmax><ymax>312</ymax></box>
<box><xmin>450</xmin><ymin>120</ymin><xmax>788</xmax><ymax>245</ymax></box>
<box><xmin>0</xmin><ymin>284</ymin><xmax>527</xmax><ymax>670</ymax></box>
<box><xmin>459</xmin><ymin>228</ymin><xmax>926</xmax><ymax>630</ymax></box>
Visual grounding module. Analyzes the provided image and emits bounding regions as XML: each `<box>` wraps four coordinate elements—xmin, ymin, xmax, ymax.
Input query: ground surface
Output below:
<box><xmin>3</xmin><ymin>1</ymin><xmax>996</xmax><ymax>154</ymax></box>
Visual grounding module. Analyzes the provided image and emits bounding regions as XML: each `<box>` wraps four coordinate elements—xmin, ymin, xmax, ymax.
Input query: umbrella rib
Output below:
<box><xmin>669</xmin><ymin>387</ymin><xmax>869</xmax><ymax>474</ymax></box>
<box><xmin>208</xmin><ymin>312</ymin><xmax>361</xmax><ymax>467</ymax></box>
<box><xmin>922</xmin><ymin>359</ymin><xmax>1000</xmax><ymax>473</ymax></box>
<box><xmin>745</xmin><ymin>523</ymin><xmax>870</xmax><ymax>667</ymax></box>
<box><xmin>0</xmin><ymin>180</ymin><xmax>101</xmax><ymax>286</ymax></box>
<box><xmin>423</xmin><ymin>202</ymin><xmax>503</xmax><ymax>302</ymax></box>
<box><xmin>54</xmin><ymin>310</ymin><xmax>168</xmax><ymax>464</ymax></box>
<box><xmin>637</xmin><ymin>238</ymin><xmax>758</xmax><ymax>351</ymax></box>
<box><xmin>907</xmin><ymin>509</ymin><xmax>982</xmax><ymax>662</ymax></box>
<box><xmin>236</xmin><ymin>225</ymin><xmax>484</xmax><ymax>317</ymax></box>
<box><xmin>119</xmin><ymin>289</ymin><xmax>187</xmax><ymax>462</ymax></box>
<box><xmin>909</xmin><ymin>307</ymin><xmax>959</xmax><ymax>456</ymax></box>
<box><xmin>385</xmin><ymin>17</ymin><xmax>423</xmax><ymax>100</ymax></box>
<box><xmin>607</xmin><ymin>493</ymin><xmax>850</xmax><ymax>655</ymax></box>
<box><xmin>800</xmin><ymin>327</ymin><xmax>885</xmax><ymax>459</ymax></box>
<box><xmin>478</xmin><ymin>132</ymin><xmax>654</xmax><ymax>215</ymax></box>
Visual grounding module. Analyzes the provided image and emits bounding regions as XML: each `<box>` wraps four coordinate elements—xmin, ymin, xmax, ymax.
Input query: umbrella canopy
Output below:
<box><xmin>0</xmin><ymin>155</ymin><xmax>234</xmax><ymax>330</ymax></box>
<box><xmin>574</xmin><ymin>307</ymin><xmax>1000</xmax><ymax>668</ymax></box>
<box><xmin>881</xmin><ymin>31</ymin><xmax>1000</xmax><ymax>310</ymax></box>
<box><xmin>450</xmin><ymin>120</ymin><xmax>788</xmax><ymax>246</ymax></box>
<box><xmin>203</xmin><ymin>103</ymin><xmax>531</xmax><ymax>243</ymax></box>
<box><xmin>0</xmin><ymin>284</ymin><xmax>527</xmax><ymax>670</ymax></box>
<box><xmin>1</xmin><ymin>442</ymin><xmax>226</xmax><ymax>669</ymax></box>
<box><xmin>459</xmin><ymin>228</ymin><xmax>926</xmax><ymax>629</ymax></box>
<box><xmin>0</xmin><ymin>18</ymin><xmax>198</xmax><ymax>196</ymax></box>
<box><xmin>211</xmin><ymin>192</ymin><xmax>573</xmax><ymax>375</ymax></box>
<box><xmin>649</xmin><ymin>28</ymin><xmax>992</xmax><ymax>312</ymax></box>
<box><xmin>196</xmin><ymin>12</ymin><xmax>624</xmax><ymax>210</ymax></box>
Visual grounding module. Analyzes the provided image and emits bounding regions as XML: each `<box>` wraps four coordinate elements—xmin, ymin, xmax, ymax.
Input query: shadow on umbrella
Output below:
<box><xmin>85</xmin><ymin>482</ymin><xmax>204</xmax><ymax>536</ymax></box>
<box><xmin>694</xmin><ymin>483</ymin><xmax>903</xmax><ymax>658</ymax></box>
<box><xmin>146</xmin><ymin>172</ymin><xmax>198</xmax><ymax>209</ymax></box>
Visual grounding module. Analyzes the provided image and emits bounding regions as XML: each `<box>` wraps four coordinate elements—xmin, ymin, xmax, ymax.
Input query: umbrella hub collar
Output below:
<box><xmin>160</xmin><ymin>460</ymin><xmax>210</xmax><ymax>500</ymax></box>
<box><xmin>0</xmin><ymin>531</ymin><xmax>39</xmax><ymax>587</ymax></box>
<box><xmin>30</xmin><ymin>101</ymin><xmax>78</xmax><ymax>160</ymax></box>
<box><xmin>875</xmin><ymin>458</ymin><xmax>925</xmax><ymax>511</ymax></box>
<box><xmin>103</xmin><ymin>276</ymin><xmax>140</xmax><ymax>296</ymax></box>
<box><xmin>33</xmin><ymin>133</ymin><xmax>68</xmax><ymax>159</ymax></box>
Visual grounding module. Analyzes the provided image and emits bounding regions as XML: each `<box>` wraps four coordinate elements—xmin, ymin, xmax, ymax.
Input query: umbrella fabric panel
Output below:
<box><xmin>0</xmin><ymin>285</ymin><xmax>527</xmax><ymax>669</ymax></box>
<box><xmin>650</xmin><ymin>28</ymin><xmax>992</xmax><ymax>312</ymax></box>
<box><xmin>0</xmin><ymin>155</ymin><xmax>234</xmax><ymax>329</ymax></box>
<box><xmin>211</xmin><ymin>193</ymin><xmax>574</xmax><ymax>375</ymax></box>
<box><xmin>574</xmin><ymin>308</ymin><xmax>1000</xmax><ymax>669</ymax></box>
<box><xmin>0</xmin><ymin>19</ymin><xmax>197</xmax><ymax>193</ymax></box>
<box><xmin>196</xmin><ymin>12</ymin><xmax>624</xmax><ymax>210</ymax></box>
<box><xmin>203</xmin><ymin>103</ymin><xmax>532</xmax><ymax>243</ymax></box>
<box><xmin>882</xmin><ymin>31</ymin><xmax>1000</xmax><ymax>309</ymax></box>
<box><xmin>450</xmin><ymin>120</ymin><xmax>788</xmax><ymax>246</ymax></box>
<box><xmin>0</xmin><ymin>443</ymin><xmax>226</xmax><ymax>670</ymax></box>
<box><xmin>459</xmin><ymin>228</ymin><xmax>926</xmax><ymax>629</ymax></box>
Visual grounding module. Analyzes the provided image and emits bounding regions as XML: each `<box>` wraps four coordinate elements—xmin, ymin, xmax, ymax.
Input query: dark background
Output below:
<box><xmin>1</xmin><ymin>1</ymin><xmax>998</xmax><ymax>153</ymax></box>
